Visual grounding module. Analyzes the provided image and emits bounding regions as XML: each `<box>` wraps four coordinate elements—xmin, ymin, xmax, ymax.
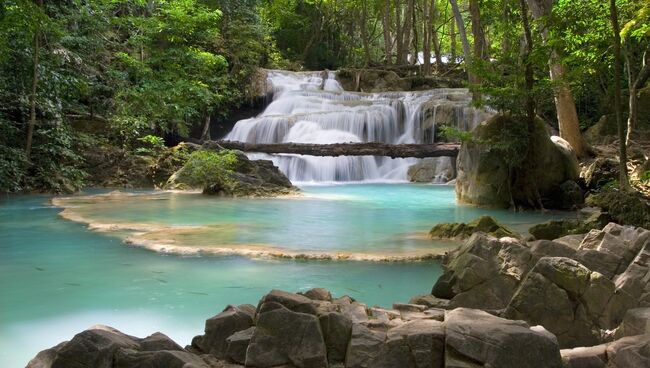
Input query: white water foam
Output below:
<box><xmin>225</xmin><ymin>70</ymin><xmax>491</xmax><ymax>183</ymax></box>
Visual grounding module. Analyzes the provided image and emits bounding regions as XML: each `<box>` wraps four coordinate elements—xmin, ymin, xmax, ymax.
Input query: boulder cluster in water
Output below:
<box><xmin>28</xmin><ymin>223</ymin><xmax>650</xmax><ymax>368</ymax></box>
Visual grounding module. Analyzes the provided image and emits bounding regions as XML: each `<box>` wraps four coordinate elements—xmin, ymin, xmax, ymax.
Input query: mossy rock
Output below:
<box><xmin>429</xmin><ymin>216</ymin><xmax>519</xmax><ymax>240</ymax></box>
<box><xmin>528</xmin><ymin>210</ymin><xmax>611</xmax><ymax>240</ymax></box>
<box><xmin>165</xmin><ymin>149</ymin><xmax>296</xmax><ymax>197</ymax></box>
<box><xmin>455</xmin><ymin>115</ymin><xmax>580</xmax><ymax>209</ymax></box>
<box><xmin>586</xmin><ymin>189</ymin><xmax>650</xmax><ymax>228</ymax></box>
<box><xmin>149</xmin><ymin>142</ymin><xmax>200</xmax><ymax>188</ymax></box>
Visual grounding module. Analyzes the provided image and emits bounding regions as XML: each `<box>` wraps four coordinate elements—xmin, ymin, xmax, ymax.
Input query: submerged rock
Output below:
<box><xmin>429</xmin><ymin>216</ymin><xmax>519</xmax><ymax>241</ymax></box>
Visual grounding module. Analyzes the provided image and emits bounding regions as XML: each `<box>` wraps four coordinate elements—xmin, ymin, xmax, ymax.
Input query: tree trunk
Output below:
<box><xmin>25</xmin><ymin>0</ymin><xmax>43</xmax><ymax>160</ymax></box>
<box><xmin>411</xmin><ymin>0</ymin><xmax>418</xmax><ymax>66</ymax></box>
<box><xmin>450</xmin><ymin>16</ymin><xmax>456</xmax><ymax>63</ymax></box>
<box><xmin>526</xmin><ymin>0</ymin><xmax>589</xmax><ymax>157</ymax></box>
<box><xmin>449</xmin><ymin>0</ymin><xmax>472</xmax><ymax>80</ymax></box>
<box><xmin>469</xmin><ymin>0</ymin><xmax>484</xmax><ymax>101</ymax></box>
<box><xmin>431</xmin><ymin>0</ymin><xmax>442</xmax><ymax>71</ymax></box>
<box><xmin>200</xmin><ymin>114</ymin><xmax>211</xmax><ymax>142</ymax></box>
<box><xmin>382</xmin><ymin>0</ymin><xmax>393</xmax><ymax>65</ymax></box>
<box><xmin>215</xmin><ymin>141</ymin><xmax>461</xmax><ymax>158</ymax></box>
<box><xmin>360</xmin><ymin>0</ymin><xmax>372</xmax><ymax>66</ymax></box>
<box><xmin>394</xmin><ymin>0</ymin><xmax>404</xmax><ymax>65</ymax></box>
<box><xmin>609</xmin><ymin>0</ymin><xmax>630</xmax><ymax>191</ymax></box>
<box><xmin>422</xmin><ymin>0</ymin><xmax>431</xmax><ymax>74</ymax></box>
<box><xmin>627</xmin><ymin>51</ymin><xmax>650</xmax><ymax>146</ymax></box>
<box><xmin>401</xmin><ymin>0</ymin><xmax>414</xmax><ymax>65</ymax></box>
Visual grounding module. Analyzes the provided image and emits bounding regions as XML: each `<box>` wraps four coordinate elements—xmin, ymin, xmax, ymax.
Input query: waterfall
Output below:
<box><xmin>225</xmin><ymin>70</ymin><xmax>490</xmax><ymax>184</ymax></box>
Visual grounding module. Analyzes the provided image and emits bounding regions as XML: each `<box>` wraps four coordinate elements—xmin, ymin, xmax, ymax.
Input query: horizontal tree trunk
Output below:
<box><xmin>213</xmin><ymin>141</ymin><xmax>460</xmax><ymax>158</ymax></box>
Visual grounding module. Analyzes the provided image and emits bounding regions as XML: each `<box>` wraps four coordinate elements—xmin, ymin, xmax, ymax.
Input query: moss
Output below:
<box><xmin>430</xmin><ymin>216</ymin><xmax>519</xmax><ymax>240</ymax></box>
<box><xmin>586</xmin><ymin>189</ymin><xmax>650</xmax><ymax>228</ymax></box>
<box><xmin>165</xmin><ymin>149</ymin><xmax>240</xmax><ymax>190</ymax></box>
<box><xmin>528</xmin><ymin>211</ymin><xmax>611</xmax><ymax>240</ymax></box>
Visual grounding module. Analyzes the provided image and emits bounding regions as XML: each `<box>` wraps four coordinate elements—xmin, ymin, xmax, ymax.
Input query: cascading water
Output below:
<box><xmin>225</xmin><ymin>70</ymin><xmax>491</xmax><ymax>183</ymax></box>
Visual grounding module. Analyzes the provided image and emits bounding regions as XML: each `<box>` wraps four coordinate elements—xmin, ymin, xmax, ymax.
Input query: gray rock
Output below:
<box><xmin>197</xmin><ymin>304</ymin><xmax>254</xmax><ymax>358</ymax></box>
<box><xmin>26</xmin><ymin>342</ymin><xmax>67</xmax><ymax>368</ymax></box>
<box><xmin>372</xmin><ymin>319</ymin><xmax>445</xmax><ymax>368</ymax></box>
<box><xmin>407</xmin><ymin>157</ymin><xmax>455</xmax><ymax>183</ymax></box>
<box><xmin>225</xmin><ymin>326</ymin><xmax>255</xmax><ymax>364</ymax></box>
<box><xmin>432</xmin><ymin>233</ymin><xmax>532</xmax><ymax>310</ymax></box>
<box><xmin>300</xmin><ymin>288</ymin><xmax>333</xmax><ymax>302</ymax></box>
<box><xmin>561</xmin><ymin>344</ymin><xmax>608</xmax><ymax>368</ymax></box>
<box><xmin>615</xmin><ymin>308</ymin><xmax>650</xmax><ymax>339</ymax></box>
<box><xmin>258</xmin><ymin>289</ymin><xmax>318</xmax><ymax>315</ymax></box>
<box><xmin>140</xmin><ymin>332</ymin><xmax>183</xmax><ymax>352</ymax></box>
<box><xmin>444</xmin><ymin>308</ymin><xmax>563</xmax><ymax>368</ymax></box>
<box><xmin>555</xmin><ymin>234</ymin><xmax>588</xmax><ymax>250</ymax></box>
<box><xmin>50</xmin><ymin>325</ymin><xmax>141</xmax><ymax>368</ymax></box>
<box><xmin>319</xmin><ymin>312</ymin><xmax>352</xmax><ymax>364</ymax></box>
<box><xmin>113</xmin><ymin>349</ymin><xmax>209</xmax><ymax>368</ymax></box>
<box><xmin>529</xmin><ymin>239</ymin><xmax>577</xmax><ymax>259</ymax></box>
<box><xmin>246</xmin><ymin>301</ymin><xmax>327</xmax><ymax>368</ymax></box>
<box><xmin>408</xmin><ymin>294</ymin><xmax>451</xmax><ymax>309</ymax></box>
<box><xmin>504</xmin><ymin>257</ymin><xmax>602</xmax><ymax>348</ymax></box>
<box><xmin>345</xmin><ymin>324</ymin><xmax>386</xmax><ymax>368</ymax></box>
<box><xmin>605</xmin><ymin>334</ymin><xmax>650</xmax><ymax>368</ymax></box>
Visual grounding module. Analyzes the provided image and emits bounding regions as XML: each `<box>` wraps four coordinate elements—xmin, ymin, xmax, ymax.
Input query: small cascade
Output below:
<box><xmin>225</xmin><ymin>70</ymin><xmax>491</xmax><ymax>183</ymax></box>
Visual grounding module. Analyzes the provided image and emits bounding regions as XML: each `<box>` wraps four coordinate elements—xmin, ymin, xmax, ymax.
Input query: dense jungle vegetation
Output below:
<box><xmin>0</xmin><ymin>0</ymin><xmax>648</xmax><ymax>193</ymax></box>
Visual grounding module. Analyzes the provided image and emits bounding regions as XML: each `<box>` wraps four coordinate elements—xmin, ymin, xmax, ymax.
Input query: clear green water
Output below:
<box><xmin>0</xmin><ymin>184</ymin><xmax>571</xmax><ymax>367</ymax></box>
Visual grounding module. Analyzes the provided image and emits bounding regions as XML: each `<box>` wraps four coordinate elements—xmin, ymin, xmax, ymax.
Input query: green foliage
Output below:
<box><xmin>178</xmin><ymin>150</ymin><xmax>240</xmax><ymax>188</ymax></box>
<box><xmin>135</xmin><ymin>135</ymin><xmax>166</xmax><ymax>156</ymax></box>
<box><xmin>438</xmin><ymin>126</ymin><xmax>473</xmax><ymax>143</ymax></box>
<box><xmin>640</xmin><ymin>171</ymin><xmax>650</xmax><ymax>183</ymax></box>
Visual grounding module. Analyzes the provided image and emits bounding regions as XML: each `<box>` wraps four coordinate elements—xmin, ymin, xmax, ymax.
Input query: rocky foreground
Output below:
<box><xmin>28</xmin><ymin>222</ymin><xmax>650</xmax><ymax>368</ymax></box>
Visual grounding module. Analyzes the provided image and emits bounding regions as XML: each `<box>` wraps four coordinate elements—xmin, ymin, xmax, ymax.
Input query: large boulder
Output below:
<box><xmin>192</xmin><ymin>304</ymin><xmax>255</xmax><ymax>358</ymax></box>
<box><xmin>369</xmin><ymin>319</ymin><xmax>445</xmax><ymax>368</ymax></box>
<box><xmin>586</xmin><ymin>190</ymin><xmax>650</xmax><ymax>229</ymax></box>
<box><xmin>456</xmin><ymin>115</ymin><xmax>580</xmax><ymax>209</ymax></box>
<box><xmin>246</xmin><ymin>301</ymin><xmax>328</xmax><ymax>368</ymax></box>
<box><xmin>26</xmin><ymin>325</ymin><xmax>202</xmax><ymax>368</ymax></box>
<box><xmin>614</xmin><ymin>308</ymin><xmax>650</xmax><ymax>338</ymax></box>
<box><xmin>345</xmin><ymin>323</ymin><xmax>387</xmax><ymax>368</ymax></box>
<box><xmin>431</xmin><ymin>233</ymin><xmax>533</xmax><ymax>310</ymax></box>
<box><xmin>165</xmin><ymin>148</ymin><xmax>297</xmax><ymax>197</ymax></box>
<box><xmin>504</xmin><ymin>257</ymin><xmax>634</xmax><ymax>348</ymax></box>
<box><xmin>444</xmin><ymin>308</ymin><xmax>563</xmax><ymax>368</ymax></box>
<box><xmin>605</xmin><ymin>334</ymin><xmax>650</xmax><ymax>368</ymax></box>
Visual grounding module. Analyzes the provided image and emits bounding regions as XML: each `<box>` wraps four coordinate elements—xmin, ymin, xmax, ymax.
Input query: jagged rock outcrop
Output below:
<box><xmin>455</xmin><ymin>115</ymin><xmax>581</xmax><ymax>209</ymax></box>
<box><xmin>430</xmin><ymin>222</ymin><xmax>650</xmax><ymax>349</ymax></box>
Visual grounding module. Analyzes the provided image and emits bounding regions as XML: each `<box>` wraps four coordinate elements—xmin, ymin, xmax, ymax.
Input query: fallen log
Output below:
<box><xmin>211</xmin><ymin>141</ymin><xmax>460</xmax><ymax>158</ymax></box>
